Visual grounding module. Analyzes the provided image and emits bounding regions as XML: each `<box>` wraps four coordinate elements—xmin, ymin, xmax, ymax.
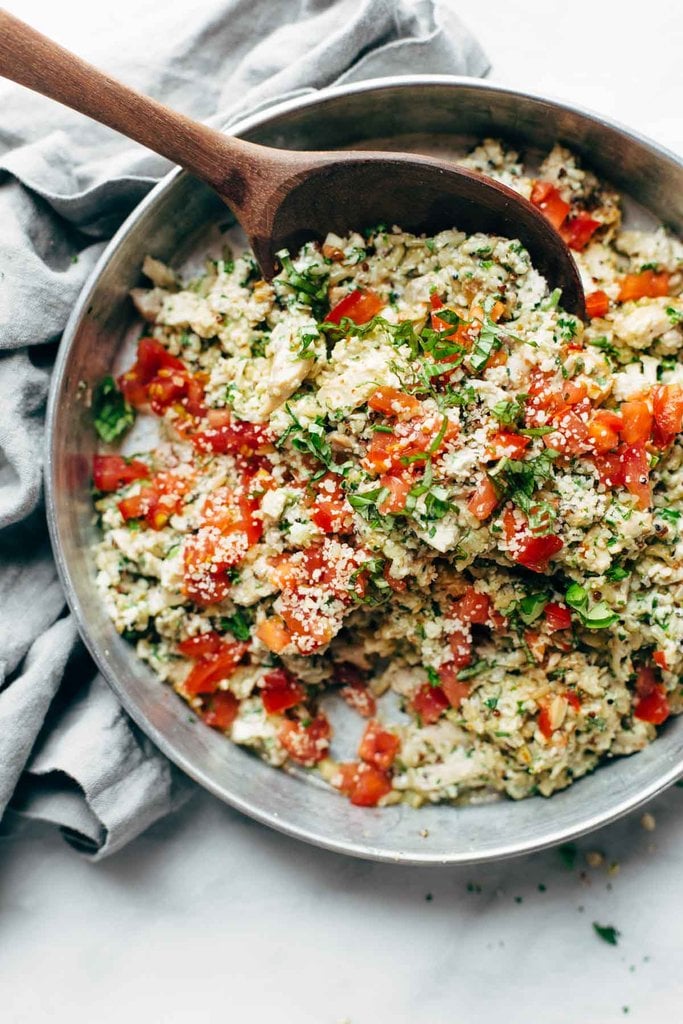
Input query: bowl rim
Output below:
<box><xmin>45</xmin><ymin>73</ymin><xmax>683</xmax><ymax>864</ymax></box>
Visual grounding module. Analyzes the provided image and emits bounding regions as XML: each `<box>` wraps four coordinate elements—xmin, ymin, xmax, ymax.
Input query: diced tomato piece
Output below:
<box><xmin>566</xmin><ymin>691</ymin><xmax>581</xmax><ymax>712</ymax></box>
<box><xmin>585</xmin><ymin>290</ymin><xmax>610</xmax><ymax>318</ymax></box>
<box><xmin>503</xmin><ymin>508</ymin><xmax>564</xmax><ymax>573</ymax></box>
<box><xmin>368</xmin><ymin>386</ymin><xmax>422</xmax><ymax>419</ymax></box>
<box><xmin>544</xmin><ymin>407</ymin><xmax>590</xmax><ymax>455</ymax></box>
<box><xmin>335</xmin><ymin>664</ymin><xmax>377</xmax><ymax>717</ymax></box>
<box><xmin>202</xmin><ymin>691</ymin><xmax>239</xmax><ymax>730</ymax></box>
<box><xmin>560</xmin><ymin>212</ymin><xmax>601</xmax><ymax>251</ymax></box>
<box><xmin>121</xmin><ymin>471</ymin><xmax>190</xmax><ymax>530</ymax></box>
<box><xmin>183</xmin><ymin>643</ymin><xmax>247</xmax><ymax>696</ymax></box>
<box><xmin>117</xmin><ymin>490</ymin><xmax>153</xmax><ymax>521</ymax></box>
<box><xmin>634</xmin><ymin>686</ymin><xmax>670</xmax><ymax>724</ymax></box>
<box><xmin>254</xmin><ymin>616</ymin><xmax>292</xmax><ymax>653</ymax></box>
<box><xmin>457</xmin><ymin>586</ymin><xmax>491</xmax><ymax>625</ymax></box>
<box><xmin>192</xmin><ymin>419</ymin><xmax>270</xmax><ymax>455</ymax></box>
<box><xmin>260</xmin><ymin>668</ymin><xmax>306</xmax><ymax>714</ymax></box>
<box><xmin>136</xmin><ymin>337</ymin><xmax>185</xmax><ymax>378</ymax></box>
<box><xmin>325</xmin><ymin>289</ymin><xmax>384</xmax><ymax>325</ymax></box>
<box><xmin>618</xmin><ymin>270</ymin><xmax>670</xmax><ymax>303</ymax></box>
<box><xmin>530</xmin><ymin>180</ymin><xmax>571</xmax><ymax>230</ymax></box>
<box><xmin>467</xmin><ymin>475</ymin><xmax>499</xmax><ymax>521</ymax></box>
<box><xmin>278</xmin><ymin>714</ymin><xmax>331</xmax><ymax>766</ymax></box>
<box><xmin>486</xmin><ymin>431</ymin><xmax>531</xmax><ymax>460</ymax></box>
<box><xmin>587</xmin><ymin>410</ymin><xmax>623</xmax><ymax>454</ymax></box>
<box><xmin>339</xmin><ymin>679</ymin><xmax>376</xmax><ymax>718</ymax></box>
<box><xmin>544</xmin><ymin>602</ymin><xmax>572</xmax><ymax>632</ymax></box>
<box><xmin>310</xmin><ymin>474</ymin><xmax>353</xmax><ymax>533</ymax></box>
<box><xmin>335</xmin><ymin>762</ymin><xmax>392</xmax><ymax>806</ymax></box>
<box><xmin>621</xmin><ymin>442</ymin><xmax>650</xmax><ymax>509</ymax></box>
<box><xmin>411</xmin><ymin>682</ymin><xmax>449</xmax><ymax>724</ymax></box>
<box><xmin>437</xmin><ymin>662</ymin><xmax>470</xmax><ymax>709</ymax></box>
<box><xmin>635</xmin><ymin>665</ymin><xmax>657</xmax><ymax>697</ymax></box>
<box><xmin>183</xmin><ymin>528</ymin><xmax>248</xmax><ymax>605</ymax></box>
<box><xmin>358</xmin><ymin>720</ymin><xmax>400</xmax><ymax>771</ymax></box>
<box><xmin>653</xmin><ymin>651</ymin><xmax>668</xmax><ymax>671</ymax></box>
<box><xmin>383</xmin><ymin>563</ymin><xmax>407</xmax><ymax>593</ymax></box>
<box><xmin>177</xmin><ymin>632</ymin><xmax>224</xmax><ymax>659</ymax></box>
<box><xmin>449</xmin><ymin>624</ymin><xmax>473</xmax><ymax>669</ymax></box>
<box><xmin>147</xmin><ymin>369</ymin><xmax>187</xmax><ymax>415</ymax></box>
<box><xmin>592</xmin><ymin>449</ymin><xmax>625</xmax><ymax>489</ymax></box>
<box><xmin>621</xmin><ymin>400</ymin><xmax>652</xmax><ymax>444</ymax></box>
<box><xmin>652</xmin><ymin>384</ymin><xmax>683</xmax><ymax>448</ymax></box>
<box><xmin>537</xmin><ymin>704</ymin><xmax>554</xmax><ymax>740</ymax></box>
<box><xmin>93</xmin><ymin>455</ymin><xmax>149</xmax><ymax>492</ymax></box>
<box><xmin>378</xmin><ymin>472</ymin><xmax>412</xmax><ymax>514</ymax></box>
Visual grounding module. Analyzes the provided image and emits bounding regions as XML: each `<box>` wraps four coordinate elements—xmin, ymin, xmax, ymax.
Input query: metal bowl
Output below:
<box><xmin>46</xmin><ymin>75</ymin><xmax>683</xmax><ymax>864</ymax></box>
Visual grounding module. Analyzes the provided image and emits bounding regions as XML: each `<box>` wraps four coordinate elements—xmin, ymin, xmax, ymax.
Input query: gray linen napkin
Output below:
<box><xmin>0</xmin><ymin>0</ymin><xmax>488</xmax><ymax>858</ymax></box>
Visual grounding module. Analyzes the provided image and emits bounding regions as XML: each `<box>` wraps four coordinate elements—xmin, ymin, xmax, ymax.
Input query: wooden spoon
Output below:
<box><xmin>0</xmin><ymin>10</ymin><xmax>585</xmax><ymax>316</ymax></box>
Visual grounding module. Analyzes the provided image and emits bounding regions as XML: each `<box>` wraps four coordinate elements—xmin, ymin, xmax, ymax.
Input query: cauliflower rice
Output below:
<box><xmin>91</xmin><ymin>140</ymin><xmax>683</xmax><ymax>808</ymax></box>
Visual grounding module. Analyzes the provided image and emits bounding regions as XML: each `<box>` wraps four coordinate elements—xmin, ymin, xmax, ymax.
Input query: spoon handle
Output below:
<box><xmin>0</xmin><ymin>9</ymin><xmax>278</xmax><ymax>216</ymax></box>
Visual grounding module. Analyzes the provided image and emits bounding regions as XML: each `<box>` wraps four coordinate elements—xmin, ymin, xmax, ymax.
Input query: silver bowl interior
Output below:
<box><xmin>46</xmin><ymin>76</ymin><xmax>683</xmax><ymax>864</ymax></box>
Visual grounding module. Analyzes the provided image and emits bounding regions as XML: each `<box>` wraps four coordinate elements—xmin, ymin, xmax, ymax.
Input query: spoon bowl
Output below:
<box><xmin>0</xmin><ymin>9</ymin><xmax>585</xmax><ymax>316</ymax></box>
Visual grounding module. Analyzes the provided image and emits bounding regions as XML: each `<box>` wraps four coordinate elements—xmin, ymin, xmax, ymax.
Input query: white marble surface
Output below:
<box><xmin>2</xmin><ymin>1</ymin><xmax>683</xmax><ymax>1021</ymax></box>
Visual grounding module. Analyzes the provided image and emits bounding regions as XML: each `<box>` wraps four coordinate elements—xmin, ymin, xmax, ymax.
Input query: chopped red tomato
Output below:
<box><xmin>467</xmin><ymin>475</ymin><xmax>499</xmax><ymax>521</ymax></box>
<box><xmin>93</xmin><ymin>455</ymin><xmax>149</xmax><ymax>492</ymax></box>
<box><xmin>177</xmin><ymin>631</ymin><xmax>224</xmax><ymax>659</ymax></box>
<box><xmin>310</xmin><ymin>474</ymin><xmax>353</xmax><ymax>533</ymax></box>
<box><xmin>652</xmin><ymin>384</ymin><xmax>683</xmax><ymax>448</ymax></box>
<box><xmin>118</xmin><ymin>337</ymin><xmax>206</xmax><ymax>417</ymax></box>
<box><xmin>486</xmin><ymin>431</ymin><xmax>531</xmax><ymax>460</ymax></box>
<box><xmin>335</xmin><ymin>664</ymin><xmax>377</xmax><ymax>717</ymax></box>
<box><xmin>566</xmin><ymin>691</ymin><xmax>581</xmax><ymax>712</ymax></box>
<box><xmin>192</xmin><ymin>418</ymin><xmax>270</xmax><ymax>455</ymax></box>
<box><xmin>585</xmin><ymin>290</ymin><xmax>610</xmax><ymax>319</ymax></box>
<box><xmin>325</xmin><ymin>289</ymin><xmax>384</xmax><ymax>325</ymax></box>
<box><xmin>335</xmin><ymin>761</ymin><xmax>392</xmax><ymax>806</ymax></box>
<box><xmin>368</xmin><ymin>386</ymin><xmax>422</xmax><ymax>419</ymax></box>
<box><xmin>618</xmin><ymin>270</ymin><xmax>670</xmax><ymax>302</ymax></box>
<box><xmin>202</xmin><ymin>691</ymin><xmax>239</xmax><ymax>730</ymax></box>
<box><xmin>633</xmin><ymin>666</ymin><xmax>670</xmax><ymax>725</ymax></box>
<box><xmin>544</xmin><ymin>406</ymin><xmax>590</xmax><ymax>456</ymax></box>
<box><xmin>378</xmin><ymin>472</ymin><xmax>412</xmax><ymax>514</ymax></box>
<box><xmin>260</xmin><ymin>668</ymin><xmax>306</xmax><ymax>714</ymax></box>
<box><xmin>503</xmin><ymin>509</ymin><xmax>564</xmax><ymax>573</ymax></box>
<box><xmin>183</xmin><ymin>642</ymin><xmax>247</xmax><ymax>696</ymax></box>
<box><xmin>621</xmin><ymin>400</ymin><xmax>652</xmax><ymax>444</ymax></box>
<box><xmin>437</xmin><ymin>662</ymin><xmax>470</xmax><ymax>708</ymax></box>
<box><xmin>118</xmin><ymin>470</ymin><xmax>191</xmax><ymax>530</ymax></box>
<box><xmin>537</xmin><ymin>704</ymin><xmax>554</xmax><ymax>740</ymax></box>
<box><xmin>358</xmin><ymin>720</ymin><xmax>400</xmax><ymax>771</ymax></box>
<box><xmin>457</xmin><ymin>586</ymin><xmax>491</xmax><ymax>625</ymax></box>
<box><xmin>621</xmin><ymin>442</ymin><xmax>650</xmax><ymax>509</ymax></box>
<box><xmin>560</xmin><ymin>211</ymin><xmax>601</xmax><ymax>251</ymax></box>
<box><xmin>530</xmin><ymin>180</ymin><xmax>571</xmax><ymax>230</ymax></box>
<box><xmin>587</xmin><ymin>410</ymin><xmax>623</xmax><ymax>453</ymax></box>
<box><xmin>254</xmin><ymin>616</ymin><xmax>292</xmax><ymax>653</ymax></box>
<box><xmin>544</xmin><ymin>602</ymin><xmax>572</xmax><ymax>632</ymax></box>
<box><xmin>653</xmin><ymin>651</ymin><xmax>668</xmax><ymax>671</ymax></box>
<box><xmin>278</xmin><ymin>714</ymin><xmax>331</xmax><ymax>766</ymax></box>
<box><xmin>411</xmin><ymin>682</ymin><xmax>449</xmax><ymax>724</ymax></box>
<box><xmin>183</xmin><ymin>480</ymin><xmax>263</xmax><ymax>604</ymax></box>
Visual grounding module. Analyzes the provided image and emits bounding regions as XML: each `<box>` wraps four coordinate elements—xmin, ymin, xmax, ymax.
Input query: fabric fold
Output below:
<box><xmin>0</xmin><ymin>0</ymin><xmax>488</xmax><ymax>857</ymax></box>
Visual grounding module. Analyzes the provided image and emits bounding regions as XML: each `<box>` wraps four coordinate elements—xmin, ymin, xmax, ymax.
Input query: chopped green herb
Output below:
<box><xmin>593</xmin><ymin>922</ymin><xmax>620</xmax><ymax>946</ymax></box>
<box><xmin>558</xmin><ymin>843</ymin><xmax>578</xmax><ymax>870</ymax></box>
<box><xmin>92</xmin><ymin>376</ymin><xmax>135</xmax><ymax>443</ymax></box>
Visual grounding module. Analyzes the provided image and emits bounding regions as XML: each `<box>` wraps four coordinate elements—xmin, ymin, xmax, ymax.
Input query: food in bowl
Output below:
<box><xmin>91</xmin><ymin>139</ymin><xmax>683</xmax><ymax>808</ymax></box>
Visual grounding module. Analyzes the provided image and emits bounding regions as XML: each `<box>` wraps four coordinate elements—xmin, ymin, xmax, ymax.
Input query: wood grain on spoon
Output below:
<box><xmin>0</xmin><ymin>9</ymin><xmax>585</xmax><ymax>315</ymax></box>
